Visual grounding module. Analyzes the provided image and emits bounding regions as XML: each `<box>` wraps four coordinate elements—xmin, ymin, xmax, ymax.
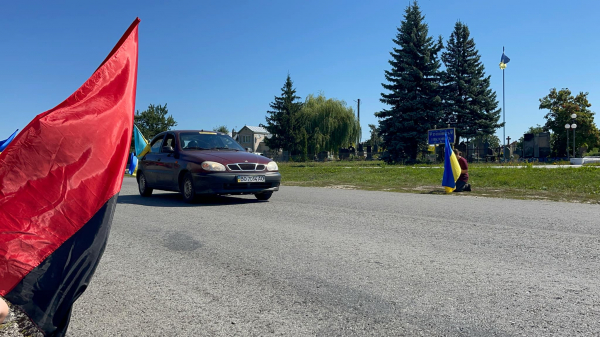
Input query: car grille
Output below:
<box><xmin>223</xmin><ymin>182</ymin><xmax>276</xmax><ymax>190</ymax></box>
<box><xmin>227</xmin><ymin>163</ymin><xmax>265</xmax><ymax>171</ymax></box>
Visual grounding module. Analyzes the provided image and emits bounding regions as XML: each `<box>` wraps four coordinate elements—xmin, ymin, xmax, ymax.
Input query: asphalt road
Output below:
<box><xmin>67</xmin><ymin>177</ymin><xmax>600</xmax><ymax>336</ymax></box>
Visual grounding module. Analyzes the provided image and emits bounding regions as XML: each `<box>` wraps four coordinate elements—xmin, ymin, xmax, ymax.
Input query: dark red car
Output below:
<box><xmin>136</xmin><ymin>130</ymin><xmax>281</xmax><ymax>202</ymax></box>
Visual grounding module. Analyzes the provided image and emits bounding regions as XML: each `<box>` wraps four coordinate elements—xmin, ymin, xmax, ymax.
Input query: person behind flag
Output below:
<box><xmin>453</xmin><ymin>149</ymin><xmax>471</xmax><ymax>192</ymax></box>
<box><xmin>442</xmin><ymin>131</ymin><xmax>461</xmax><ymax>193</ymax></box>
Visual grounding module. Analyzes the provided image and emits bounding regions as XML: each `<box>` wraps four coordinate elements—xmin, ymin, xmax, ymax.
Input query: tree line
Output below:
<box><xmin>133</xmin><ymin>1</ymin><xmax>599</xmax><ymax>160</ymax></box>
<box><xmin>375</xmin><ymin>2</ymin><xmax>503</xmax><ymax>163</ymax></box>
<box><xmin>377</xmin><ymin>1</ymin><xmax>599</xmax><ymax>161</ymax></box>
<box><xmin>260</xmin><ymin>75</ymin><xmax>360</xmax><ymax>161</ymax></box>
<box><xmin>262</xmin><ymin>2</ymin><xmax>507</xmax><ymax>163</ymax></box>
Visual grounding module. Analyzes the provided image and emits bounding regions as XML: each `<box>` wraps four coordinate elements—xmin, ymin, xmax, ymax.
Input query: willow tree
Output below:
<box><xmin>300</xmin><ymin>94</ymin><xmax>360</xmax><ymax>155</ymax></box>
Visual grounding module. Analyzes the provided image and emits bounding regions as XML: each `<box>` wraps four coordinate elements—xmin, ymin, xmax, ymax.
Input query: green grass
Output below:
<box><xmin>278</xmin><ymin>161</ymin><xmax>600</xmax><ymax>204</ymax></box>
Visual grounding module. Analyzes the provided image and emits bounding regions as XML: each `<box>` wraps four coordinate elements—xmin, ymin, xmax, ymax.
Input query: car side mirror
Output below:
<box><xmin>162</xmin><ymin>146</ymin><xmax>174</xmax><ymax>153</ymax></box>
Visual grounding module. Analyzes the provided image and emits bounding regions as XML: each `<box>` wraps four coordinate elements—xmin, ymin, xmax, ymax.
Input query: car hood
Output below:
<box><xmin>183</xmin><ymin>150</ymin><xmax>271</xmax><ymax>165</ymax></box>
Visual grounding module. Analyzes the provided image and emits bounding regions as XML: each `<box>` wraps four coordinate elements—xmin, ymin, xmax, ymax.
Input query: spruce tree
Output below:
<box><xmin>441</xmin><ymin>21</ymin><xmax>502</xmax><ymax>144</ymax></box>
<box><xmin>376</xmin><ymin>1</ymin><xmax>443</xmax><ymax>163</ymax></box>
<box><xmin>261</xmin><ymin>74</ymin><xmax>304</xmax><ymax>155</ymax></box>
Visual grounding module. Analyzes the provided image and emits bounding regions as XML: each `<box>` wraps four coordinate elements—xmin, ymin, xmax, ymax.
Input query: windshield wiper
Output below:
<box><xmin>185</xmin><ymin>146</ymin><xmax>210</xmax><ymax>150</ymax></box>
<box><xmin>211</xmin><ymin>147</ymin><xmax>239</xmax><ymax>151</ymax></box>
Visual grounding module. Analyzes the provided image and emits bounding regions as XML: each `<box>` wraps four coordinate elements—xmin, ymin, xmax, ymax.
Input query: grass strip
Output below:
<box><xmin>278</xmin><ymin>162</ymin><xmax>600</xmax><ymax>204</ymax></box>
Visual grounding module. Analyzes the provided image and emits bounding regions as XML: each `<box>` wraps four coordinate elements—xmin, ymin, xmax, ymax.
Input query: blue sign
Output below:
<box><xmin>428</xmin><ymin>128</ymin><xmax>455</xmax><ymax>145</ymax></box>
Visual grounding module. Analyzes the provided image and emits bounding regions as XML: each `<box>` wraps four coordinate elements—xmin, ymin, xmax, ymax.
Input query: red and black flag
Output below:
<box><xmin>0</xmin><ymin>18</ymin><xmax>139</xmax><ymax>336</ymax></box>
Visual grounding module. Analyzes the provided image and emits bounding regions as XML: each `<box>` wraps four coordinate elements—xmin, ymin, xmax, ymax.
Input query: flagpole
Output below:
<box><xmin>502</xmin><ymin>46</ymin><xmax>506</xmax><ymax>162</ymax></box>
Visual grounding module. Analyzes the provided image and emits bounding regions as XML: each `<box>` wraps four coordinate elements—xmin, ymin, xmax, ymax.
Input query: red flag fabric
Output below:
<box><xmin>0</xmin><ymin>18</ymin><xmax>139</xmax><ymax>335</ymax></box>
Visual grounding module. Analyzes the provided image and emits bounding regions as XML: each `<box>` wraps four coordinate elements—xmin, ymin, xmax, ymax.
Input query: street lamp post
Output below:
<box><xmin>565</xmin><ymin>123</ymin><xmax>570</xmax><ymax>160</ymax></box>
<box><xmin>571</xmin><ymin>113</ymin><xmax>577</xmax><ymax>158</ymax></box>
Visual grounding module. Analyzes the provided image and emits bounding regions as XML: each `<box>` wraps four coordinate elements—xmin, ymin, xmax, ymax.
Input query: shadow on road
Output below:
<box><xmin>117</xmin><ymin>193</ymin><xmax>263</xmax><ymax>207</ymax></box>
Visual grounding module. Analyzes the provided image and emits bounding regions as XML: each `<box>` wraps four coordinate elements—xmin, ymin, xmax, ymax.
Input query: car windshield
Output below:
<box><xmin>179</xmin><ymin>132</ymin><xmax>245</xmax><ymax>151</ymax></box>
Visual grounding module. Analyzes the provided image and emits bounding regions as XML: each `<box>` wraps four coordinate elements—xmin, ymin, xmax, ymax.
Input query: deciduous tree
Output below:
<box><xmin>213</xmin><ymin>125</ymin><xmax>229</xmax><ymax>134</ymax></box>
<box><xmin>539</xmin><ymin>88</ymin><xmax>600</xmax><ymax>156</ymax></box>
<box><xmin>134</xmin><ymin>104</ymin><xmax>177</xmax><ymax>140</ymax></box>
<box><xmin>299</xmin><ymin>93</ymin><xmax>360</xmax><ymax>155</ymax></box>
<box><xmin>367</xmin><ymin>124</ymin><xmax>383</xmax><ymax>150</ymax></box>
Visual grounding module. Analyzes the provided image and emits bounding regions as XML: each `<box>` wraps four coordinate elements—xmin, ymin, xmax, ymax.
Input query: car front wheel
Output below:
<box><xmin>138</xmin><ymin>172</ymin><xmax>153</xmax><ymax>197</ymax></box>
<box><xmin>255</xmin><ymin>192</ymin><xmax>272</xmax><ymax>201</ymax></box>
<box><xmin>181</xmin><ymin>172</ymin><xmax>196</xmax><ymax>203</ymax></box>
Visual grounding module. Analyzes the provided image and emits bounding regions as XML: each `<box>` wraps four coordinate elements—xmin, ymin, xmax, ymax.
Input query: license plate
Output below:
<box><xmin>237</xmin><ymin>175</ymin><xmax>266</xmax><ymax>183</ymax></box>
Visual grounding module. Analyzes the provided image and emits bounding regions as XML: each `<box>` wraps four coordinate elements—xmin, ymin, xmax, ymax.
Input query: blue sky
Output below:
<box><xmin>1</xmin><ymin>0</ymin><xmax>599</xmax><ymax>145</ymax></box>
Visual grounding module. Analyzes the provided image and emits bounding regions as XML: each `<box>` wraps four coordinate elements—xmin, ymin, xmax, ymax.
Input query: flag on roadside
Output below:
<box><xmin>442</xmin><ymin>131</ymin><xmax>461</xmax><ymax>193</ymax></box>
<box><xmin>500</xmin><ymin>51</ymin><xmax>510</xmax><ymax>69</ymax></box>
<box><xmin>0</xmin><ymin>129</ymin><xmax>18</xmax><ymax>152</ymax></box>
<box><xmin>134</xmin><ymin>124</ymin><xmax>151</xmax><ymax>158</ymax></box>
<box><xmin>0</xmin><ymin>18</ymin><xmax>140</xmax><ymax>336</ymax></box>
<box><xmin>128</xmin><ymin>152</ymin><xmax>138</xmax><ymax>176</ymax></box>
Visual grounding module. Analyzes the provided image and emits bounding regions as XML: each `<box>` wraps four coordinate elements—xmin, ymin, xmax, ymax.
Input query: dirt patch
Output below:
<box><xmin>411</xmin><ymin>185</ymin><xmax>440</xmax><ymax>191</ymax></box>
<box><xmin>324</xmin><ymin>185</ymin><xmax>358</xmax><ymax>190</ymax></box>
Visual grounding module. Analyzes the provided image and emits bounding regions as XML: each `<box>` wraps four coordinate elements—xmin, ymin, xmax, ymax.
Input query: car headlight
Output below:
<box><xmin>266</xmin><ymin>161</ymin><xmax>278</xmax><ymax>171</ymax></box>
<box><xmin>201</xmin><ymin>161</ymin><xmax>226</xmax><ymax>172</ymax></box>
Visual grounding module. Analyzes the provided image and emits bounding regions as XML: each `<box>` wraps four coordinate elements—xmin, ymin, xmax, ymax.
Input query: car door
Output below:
<box><xmin>141</xmin><ymin>134</ymin><xmax>165</xmax><ymax>187</ymax></box>
<box><xmin>156</xmin><ymin>132</ymin><xmax>179</xmax><ymax>190</ymax></box>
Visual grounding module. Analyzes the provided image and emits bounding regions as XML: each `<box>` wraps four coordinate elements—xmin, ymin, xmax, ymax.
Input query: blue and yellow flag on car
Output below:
<box><xmin>128</xmin><ymin>152</ymin><xmax>138</xmax><ymax>176</ymax></box>
<box><xmin>134</xmin><ymin>124</ymin><xmax>151</xmax><ymax>158</ymax></box>
<box><xmin>0</xmin><ymin>129</ymin><xmax>18</xmax><ymax>152</ymax></box>
<box><xmin>442</xmin><ymin>131</ymin><xmax>461</xmax><ymax>193</ymax></box>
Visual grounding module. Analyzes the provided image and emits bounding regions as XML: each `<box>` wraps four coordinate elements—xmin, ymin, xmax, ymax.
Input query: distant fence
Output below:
<box><xmin>268</xmin><ymin>146</ymin><xmax>378</xmax><ymax>162</ymax></box>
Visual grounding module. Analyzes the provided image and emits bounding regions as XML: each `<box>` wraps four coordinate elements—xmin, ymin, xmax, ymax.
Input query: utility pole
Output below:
<box><xmin>355</xmin><ymin>99</ymin><xmax>361</xmax><ymax>144</ymax></box>
<box><xmin>357</xmin><ymin>99</ymin><xmax>361</xmax><ymax>143</ymax></box>
<box><xmin>357</xmin><ymin>98</ymin><xmax>360</xmax><ymax>124</ymax></box>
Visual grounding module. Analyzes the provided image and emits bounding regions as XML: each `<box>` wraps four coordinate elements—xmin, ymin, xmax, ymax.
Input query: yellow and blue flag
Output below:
<box><xmin>134</xmin><ymin>124</ymin><xmax>151</xmax><ymax>158</ymax></box>
<box><xmin>0</xmin><ymin>129</ymin><xmax>19</xmax><ymax>152</ymax></box>
<box><xmin>442</xmin><ymin>131</ymin><xmax>461</xmax><ymax>193</ymax></box>
<box><xmin>128</xmin><ymin>152</ymin><xmax>138</xmax><ymax>176</ymax></box>
<box><xmin>499</xmin><ymin>50</ymin><xmax>510</xmax><ymax>69</ymax></box>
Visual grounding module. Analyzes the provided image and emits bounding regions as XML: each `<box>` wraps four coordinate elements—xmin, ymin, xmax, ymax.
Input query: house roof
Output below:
<box><xmin>240</xmin><ymin>125</ymin><xmax>269</xmax><ymax>134</ymax></box>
